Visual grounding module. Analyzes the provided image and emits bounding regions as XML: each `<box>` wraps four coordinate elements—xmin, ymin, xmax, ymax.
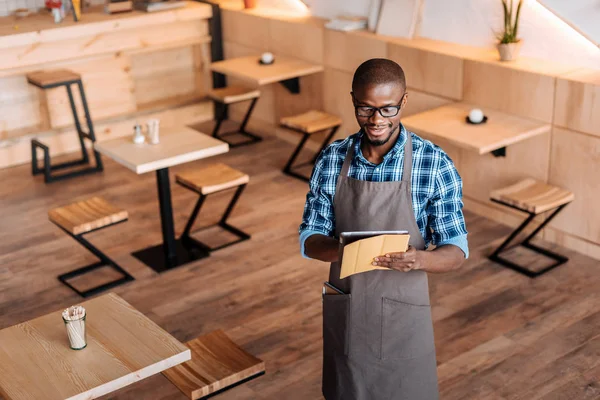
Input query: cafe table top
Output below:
<box><xmin>94</xmin><ymin>126</ymin><xmax>229</xmax><ymax>174</ymax></box>
<box><xmin>402</xmin><ymin>102</ymin><xmax>551</xmax><ymax>155</ymax></box>
<box><xmin>0</xmin><ymin>293</ymin><xmax>190</xmax><ymax>400</ymax></box>
<box><xmin>210</xmin><ymin>55</ymin><xmax>324</xmax><ymax>86</ymax></box>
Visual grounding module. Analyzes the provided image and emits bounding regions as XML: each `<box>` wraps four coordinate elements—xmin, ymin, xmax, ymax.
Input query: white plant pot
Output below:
<box><xmin>497</xmin><ymin>42</ymin><xmax>522</xmax><ymax>62</ymax></box>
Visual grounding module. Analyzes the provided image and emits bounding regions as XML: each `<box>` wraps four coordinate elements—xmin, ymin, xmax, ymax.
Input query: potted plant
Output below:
<box><xmin>497</xmin><ymin>0</ymin><xmax>523</xmax><ymax>61</ymax></box>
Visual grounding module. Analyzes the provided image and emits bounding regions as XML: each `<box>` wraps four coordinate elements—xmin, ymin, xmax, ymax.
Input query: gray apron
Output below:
<box><xmin>322</xmin><ymin>133</ymin><xmax>439</xmax><ymax>400</ymax></box>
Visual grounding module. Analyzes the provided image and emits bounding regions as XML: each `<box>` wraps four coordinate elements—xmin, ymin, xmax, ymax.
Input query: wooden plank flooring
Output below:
<box><xmin>1</xmin><ymin>122</ymin><xmax>599</xmax><ymax>400</ymax></box>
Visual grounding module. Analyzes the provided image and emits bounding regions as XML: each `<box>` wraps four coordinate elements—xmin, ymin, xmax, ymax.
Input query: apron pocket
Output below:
<box><xmin>381</xmin><ymin>297</ymin><xmax>434</xmax><ymax>361</ymax></box>
<box><xmin>323</xmin><ymin>294</ymin><xmax>351</xmax><ymax>356</ymax></box>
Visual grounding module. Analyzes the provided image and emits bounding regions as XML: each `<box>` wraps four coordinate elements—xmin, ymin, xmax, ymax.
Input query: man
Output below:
<box><xmin>299</xmin><ymin>58</ymin><xmax>468</xmax><ymax>400</ymax></box>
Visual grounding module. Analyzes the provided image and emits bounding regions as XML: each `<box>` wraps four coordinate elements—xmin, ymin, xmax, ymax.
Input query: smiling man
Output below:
<box><xmin>299</xmin><ymin>58</ymin><xmax>469</xmax><ymax>399</ymax></box>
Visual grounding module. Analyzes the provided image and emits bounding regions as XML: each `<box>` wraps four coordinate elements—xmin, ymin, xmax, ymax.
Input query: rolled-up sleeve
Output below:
<box><xmin>298</xmin><ymin>154</ymin><xmax>336</xmax><ymax>258</ymax></box>
<box><xmin>428</xmin><ymin>153</ymin><xmax>469</xmax><ymax>258</ymax></box>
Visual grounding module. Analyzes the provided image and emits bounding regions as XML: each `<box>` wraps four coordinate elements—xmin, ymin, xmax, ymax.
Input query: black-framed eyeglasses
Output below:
<box><xmin>353</xmin><ymin>93</ymin><xmax>406</xmax><ymax>118</ymax></box>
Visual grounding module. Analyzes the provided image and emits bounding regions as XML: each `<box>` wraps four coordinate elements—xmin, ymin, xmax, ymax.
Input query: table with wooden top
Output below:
<box><xmin>94</xmin><ymin>126</ymin><xmax>228</xmax><ymax>272</ymax></box>
<box><xmin>210</xmin><ymin>54</ymin><xmax>324</xmax><ymax>94</ymax></box>
<box><xmin>0</xmin><ymin>293</ymin><xmax>190</xmax><ymax>400</ymax></box>
<box><xmin>402</xmin><ymin>102</ymin><xmax>552</xmax><ymax>157</ymax></box>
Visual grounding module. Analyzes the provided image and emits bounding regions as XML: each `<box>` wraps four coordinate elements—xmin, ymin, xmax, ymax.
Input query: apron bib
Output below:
<box><xmin>322</xmin><ymin>133</ymin><xmax>439</xmax><ymax>400</ymax></box>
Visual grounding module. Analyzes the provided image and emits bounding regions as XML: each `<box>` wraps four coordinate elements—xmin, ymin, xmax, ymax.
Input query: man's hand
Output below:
<box><xmin>372</xmin><ymin>246</ymin><xmax>422</xmax><ymax>272</ymax></box>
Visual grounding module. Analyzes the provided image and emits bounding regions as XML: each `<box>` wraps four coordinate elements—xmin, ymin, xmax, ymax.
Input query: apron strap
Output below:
<box><xmin>340</xmin><ymin>137</ymin><xmax>355</xmax><ymax>177</ymax></box>
<box><xmin>402</xmin><ymin>130</ymin><xmax>412</xmax><ymax>183</ymax></box>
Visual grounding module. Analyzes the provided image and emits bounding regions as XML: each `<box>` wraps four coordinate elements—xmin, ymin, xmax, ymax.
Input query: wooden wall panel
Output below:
<box><xmin>548</xmin><ymin>127</ymin><xmax>600</xmax><ymax>244</ymax></box>
<box><xmin>130</xmin><ymin>46</ymin><xmax>199</xmax><ymax>108</ymax></box>
<box><xmin>554</xmin><ymin>70</ymin><xmax>600</xmax><ymax>138</ymax></box>
<box><xmin>268</xmin><ymin>17</ymin><xmax>324</xmax><ymax>64</ymax></box>
<box><xmin>273</xmin><ymin>72</ymin><xmax>324</xmax><ymax>121</ymax></box>
<box><xmin>403</xmin><ymin>89</ymin><xmax>453</xmax><ymax>117</ymax></box>
<box><xmin>221</xmin><ymin>9</ymin><xmax>270</xmax><ymax>50</ymax></box>
<box><xmin>223</xmin><ymin>41</ymin><xmax>275</xmax><ymax>125</ymax></box>
<box><xmin>45</xmin><ymin>55</ymin><xmax>136</xmax><ymax>129</ymax></box>
<box><xmin>460</xmin><ymin>132</ymin><xmax>551</xmax><ymax>203</ymax></box>
<box><xmin>463</xmin><ymin>60</ymin><xmax>557</xmax><ymax>123</ymax></box>
<box><xmin>323</xmin><ymin>67</ymin><xmax>357</xmax><ymax>141</ymax></box>
<box><xmin>324</xmin><ymin>30</ymin><xmax>387</xmax><ymax>74</ymax></box>
<box><xmin>0</xmin><ymin>20</ymin><xmax>209</xmax><ymax>71</ymax></box>
<box><xmin>0</xmin><ymin>75</ymin><xmax>45</xmax><ymax>135</ymax></box>
<box><xmin>388</xmin><ymin>41</ymin><xmax>463</xmax><ymax>100</ymax></box>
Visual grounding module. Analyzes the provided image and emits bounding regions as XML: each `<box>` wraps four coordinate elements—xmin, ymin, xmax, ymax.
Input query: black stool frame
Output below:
<box><xmin>30</xmin><ymin>78</ymin><xmax>103</xmax><ymax>183</ymax></box>
<box><xmin>212</xmin><ymin>98</ymin><xmax>261</xmax><ymax>147</ymax></box>
<box><xmin>54</xmin><ymin>220</ymin><xmax>133</xmax><ymax>297</ymax></box>
<box><xmin>488</xmin><ymin>199</ymin><xmax>570</xmax><ymax>278</ymax></box>
<box><xmin>283</xmin><ymin>125</ymin><xmax>339</xmax><ymax>182</ymax></box>
<box><xmin>180</xmin><ymin>184</ymin><xmax>250</xmax><ymax>252</ymax></box>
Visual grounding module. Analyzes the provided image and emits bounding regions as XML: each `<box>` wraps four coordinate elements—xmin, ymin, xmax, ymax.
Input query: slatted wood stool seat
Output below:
<box><xmin>279</xmin><ymin>110</ymin><xmax>342</xmax><ymax>182</ymax></box>
<box><xmin>208</xmin><ymin>85</ymin><xmax>261</xmax><ymax>147</ymax></box>
<box><xmin>27</xmin><ymin>69</ymin><xmax>103</xmax><ymax>183</ymax></box>
<box><xmin>49</xmin><ymin>197</ymin><xmax>133</xmax><ymax>297</ymax></box>
<box><xmin>489</xmin><ymin>178</ymin><xmax>575</xmax><ymax>277</ymax></box>
<box><xmin>163</xmin><ymin>330</ymin><xmax>265</xmax><ymax>399</ymax></box>
<box><xmin>176</xmin><ymin>163</ymin><xmax>250</xmax><ymax>252</ymax></box>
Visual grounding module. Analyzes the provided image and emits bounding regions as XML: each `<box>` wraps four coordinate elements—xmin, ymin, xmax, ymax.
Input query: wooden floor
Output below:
<box><xmin>1</xmin><ymin>122</ymin><xmax>599</xmax><ymax>400</ymax></box>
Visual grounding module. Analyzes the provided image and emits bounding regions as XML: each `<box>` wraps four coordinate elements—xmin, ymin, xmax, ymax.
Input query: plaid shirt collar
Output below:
<box><xmin>354</xmin><ymin>124</ymin><xmax>408</xmax><ymax>166</ymax></box>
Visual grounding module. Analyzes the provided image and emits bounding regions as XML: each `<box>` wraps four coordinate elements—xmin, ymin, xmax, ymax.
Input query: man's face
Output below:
<box><xmin>351</xmin><ymin>82</ymin><xmax>406</xmax><ymax>147</ymax></box>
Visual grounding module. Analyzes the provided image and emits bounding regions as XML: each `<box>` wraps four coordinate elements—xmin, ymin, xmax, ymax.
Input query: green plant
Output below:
<box><xmin>498</xmin><ymin>0</ymin><xmax>523</xmax><ymax>44</ymax></box>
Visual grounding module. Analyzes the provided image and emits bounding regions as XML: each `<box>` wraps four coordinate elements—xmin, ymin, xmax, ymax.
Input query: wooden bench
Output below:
<box><xmin>489</xmin><ymin>178</ymin><xmax>575</xmax><ymax>277</ymax></box>
<box><xmin>49</xmin><ymin>197</ymin><xmax>133</xmax><ymax>297</ymax></box>
<box><xmin>279</xmin><ymin>110</ymin><xmax>342</xmax><ymax>182</ymax></box>
<box><xmin>208</xmin><ymin>85</ymin><xmax>262</xmax><ymax>147</ymax></box>
<box><xmin>163</xmin><ymin>330</ymin><xmax>265</xmax><ymax>399</ymax></box>
<box><xmin>27</xmin><ymin>69</ymin><xmax>103</xmax><ymax>183</ymax></box>
<box><xmin>176</xmin><ymin>163</ymin><xmax>250</xmax><ymax>252</ymax></box>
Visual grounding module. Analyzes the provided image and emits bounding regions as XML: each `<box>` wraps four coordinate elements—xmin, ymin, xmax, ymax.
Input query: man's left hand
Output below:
<box><xmin>372</xmin><ymin>246</ymin><xmax>423</xmax><ymax>272</ymax></box>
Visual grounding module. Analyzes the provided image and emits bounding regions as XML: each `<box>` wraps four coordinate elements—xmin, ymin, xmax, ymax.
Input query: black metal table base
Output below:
<box><xmin>132</xmin><ymin>238</ymin><xmax>210</xmax><ymax>274</ymax></box>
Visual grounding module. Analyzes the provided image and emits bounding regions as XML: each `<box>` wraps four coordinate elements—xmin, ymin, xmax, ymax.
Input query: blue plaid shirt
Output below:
<box><xmin>299</xmin><ymin>124</ymin><xmax>469</xmax><ymax>258</ymax></box>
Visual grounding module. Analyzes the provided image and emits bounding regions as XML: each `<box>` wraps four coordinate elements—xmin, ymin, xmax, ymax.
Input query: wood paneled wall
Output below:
<box><xmin>0</xmin><ymin>3</ymin><xmax>214</xmax><ymax>169</ymax></box>
<box><xmin>219</xmin><ymin>4</ymin><xmax>600</xmax><ymax>260</ymax></box>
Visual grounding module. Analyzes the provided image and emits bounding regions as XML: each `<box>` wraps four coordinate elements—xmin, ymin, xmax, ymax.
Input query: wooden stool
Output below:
<box><xmin>208</xmin><ymin>85</ymin><xmax>261</xmax><ymax>148</ymax></box>
<box><xmin>279</xmin><ymin>110</ymin><xmax>342</xmax><ymax>182</ymax></box>
<box><xmin>27</xmin><ymin>69</ymin><xmax>103</xmax><ymax>183</ymax></box>
<box><xmin>489</xmin><ymin>178</ymin><xmax>575</xmax><ymax>278</ymax></box>
<box><xmin>49</xmin><ymin>197</ymin><xmax>133</xmax><ymax>297</ymax></box>
<box><xmin>163</xmin><ymin>330</ymin><xmax>265</xmax><ymax>399</ymax></box>
<box><xmin>176</xmin><ymin>163</ymin><xmax>250</xmax><ymax>252</ymax></box>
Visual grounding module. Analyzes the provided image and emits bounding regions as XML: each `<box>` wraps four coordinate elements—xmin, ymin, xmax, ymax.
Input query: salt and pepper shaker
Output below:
<box><xmin>133</xmin><ymin>123</ymin><xmax>145</xmax><ymax>144</ymax></box>
<box><xmin>146</xmin><ymin>119</ymin><xmax>160</xmax><ymax>144</ymax></box>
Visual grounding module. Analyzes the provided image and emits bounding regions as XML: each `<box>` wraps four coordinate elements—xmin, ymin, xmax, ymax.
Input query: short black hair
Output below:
<box><xmin>352</xmin><ymin>58</ymin><xmax>406</xmax><ymax>92</ymax></box>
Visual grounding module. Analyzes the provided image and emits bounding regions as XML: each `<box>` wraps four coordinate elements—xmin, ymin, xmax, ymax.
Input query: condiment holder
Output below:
<box><xmin>62</xmin><ymin>305</ymin><xmax>87</xmax><ymax>350</ymax></box>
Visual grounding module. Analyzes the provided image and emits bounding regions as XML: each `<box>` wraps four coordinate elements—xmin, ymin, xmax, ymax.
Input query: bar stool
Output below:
<box><xmin>163</xmin><ymin>329</ymin><xmax>265</xmax><ymax>399</ymax></box>
<box><xmin>208</xmin><ymin>85</ymin><xmax>261</xmax><ymax>147</ymax></box>
<box><xmin>27</xmin><ymin>69</ymin><xmax>103</xmax><ymax>183</ymax></box>
<box><xmin>279</xmin><ymin>110</ymin><xmax>342</xmax><ymax>182</ymax></box>
<box><xmin>489</xmin><ymin>178</ymin><xmax>575</xmax><ymax>278</ymax></box>
<box><xmin>48</xmin><ymin>197</ymin><xmax>133</xmax><ymax>297</ymax></box>
<box><xmin>176</xmin><ymin>163</ymin><xmax>250</xmax><ymax>252</ymax></box>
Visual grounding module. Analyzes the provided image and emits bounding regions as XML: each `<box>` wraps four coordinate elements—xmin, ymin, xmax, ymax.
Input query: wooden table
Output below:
<box><xmin>94</xmin><ymin>126</ymin><xmax>228</xmax><ymax>272</ymax></box>
<box><xmin>0</xmin><ymin>293</ymin><xmax>190</xmax><ymax>400</ymax></box>
<box><xmin>210</xmin><ymin>55</ymin><xmax>324</xmax><ymax>94</ymax></box>
<box><xmin>402</xmin><ymin>102</ymin><xmax>551</xmax><ymax>157</ymax></box>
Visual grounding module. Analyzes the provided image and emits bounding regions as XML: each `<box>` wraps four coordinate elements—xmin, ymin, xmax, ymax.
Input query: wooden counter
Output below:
<box><xmin>0</xmin><ymin>1</ymin><xmax>215</xmax><ymax>169</ymax></box>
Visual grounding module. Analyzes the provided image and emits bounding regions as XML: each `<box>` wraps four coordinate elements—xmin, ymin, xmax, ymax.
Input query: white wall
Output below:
<box><xmin>299</xmin><ymin>0</ymin><xmax>600</xmax><ymax>70</ymax></box>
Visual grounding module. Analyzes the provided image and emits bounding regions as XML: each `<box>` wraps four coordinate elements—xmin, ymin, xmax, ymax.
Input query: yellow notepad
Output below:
<box><xmin>340</xmin><ymin>234</ymin><xmax>410</xmax><ymax>279</ymax></box>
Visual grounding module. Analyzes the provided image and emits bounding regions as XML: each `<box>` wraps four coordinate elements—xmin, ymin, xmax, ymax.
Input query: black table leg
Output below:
<box><xmin>132</xmin><ymin>167</ymin><xmax>209</xmax><ymax>273</ymax></box>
